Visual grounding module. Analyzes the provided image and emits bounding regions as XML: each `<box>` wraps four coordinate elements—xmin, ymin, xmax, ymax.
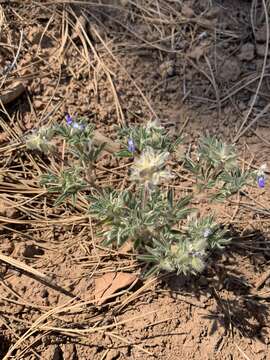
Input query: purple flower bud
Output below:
<box><xmin>72</xmin><ymin>122</ymin><xmax>84</xmax><ymax>131</ymax></box>
<box><xmin>203</xmin><ymin>228</ymin><xmax>212</xmax><ymax>238</ymax></box>
<box><xmin>257</xmin><ymin>176</ymin><xmax>265</xmax><ymax>188</ymax></box>
<box><xmin>66</xmin><ymin>114</ymin><xmax>73</xmax><ymax>126</ymax></box>
<box><xmin>72</xmin><ymin>122</ymin><xmax>80</xmax><ymax>129</ymax></box>
<box><xmin>189</xmin><ymin>250</ymin><xmax>203</xmax><ymax>258</ymax></box>
<box><xmin>128</xmin><ymin>138</ymin><xmax>136</xmax><ymax>153</ymax></box>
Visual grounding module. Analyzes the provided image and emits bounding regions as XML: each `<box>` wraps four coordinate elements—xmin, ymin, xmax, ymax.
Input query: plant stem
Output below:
<box><xmin>142</xmin><ymin>183</ymin><xmax>149</xmax><ymax>210</ymax></box>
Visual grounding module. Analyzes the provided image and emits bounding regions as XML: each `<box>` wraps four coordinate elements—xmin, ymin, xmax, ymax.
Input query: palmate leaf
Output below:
<box><xmin>53</xmin><ymin>188</ymin><xmax>83</xmax><ymax>206</ymax></box>
<box><xmin>89</xmin><ymin>188</ymin><xmax>128</xmax><ymax>221</ymax></box>
<box><xmin>138</xmin><ymin>253</ymin><xmax>157</xmax><ymax>263</ymax></box>
<box><xmin>54</xmin><ymin>121</ymin><xmax>95</xmax><ymax>143</ymax></box>
<box><xmin>207</xmin><ymin>227</ymin><xmax>230</xmax><ymax>249</ymax></box>
<box><xmin>147</xmin><ymin>192</ymin><xmax>193</xmax><ymax>226</ymax></box>
<box><xmin>211</xmin><ymin>168</ymin><xmax>251</xmax><ymax>201</ymax></box>
<box><xmin>140</xmin><ymin>232</ymin><xmax>209</xmax><ymax>276</ymax></box>
<box><xmin>41</xmin><ymin>167</ymin><xmax>87</xmax><ymax>206</ymax></box>
<box><xmin>85</xmin><ymin>142</ymin><xmax>106</xmax><ymax>162</ymax></box>
<box><xmin>175</xmin><ymin>195</ymin><xmax>192</xmax><ymax>208</ymax></box>
<box><xmin>198</xmin><ymin>136</ymin><xmax>237</xmax><ymax>169</ymax></box>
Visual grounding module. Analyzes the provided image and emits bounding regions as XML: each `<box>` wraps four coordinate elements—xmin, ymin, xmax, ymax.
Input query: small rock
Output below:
<box><xmin>205</xmin><ymin>6</ymin><xmax>221</xmax><ymax>19</ymax></box>
<box><xmin>22</xmin><ymin>243</ymin><xmax>44</xmax><ymax>258</ymax></box>
<box><xmin>219</xmin><ymin>57</ymin><xmax>241</xmax><ymax>82</ymax></box>
<box><xmin>0</xmin><ymin>198</ymin><xmax>17</xmax><ymax>218</ymax></box>
<box><xmin>0</xmin><ymin>132</ymin><xmax>8</xmax><ymax>143</ymax></box>
<box><xmin>34</xmin><ymin>100</ymin><xmax>44</xmax><ymax>109</ymax></box>
<box><xmin>13</xmin><ymin>304</ymin><xmax>25</xmax><ymax>314</ymax></box>
<box><xmin>62</xmin><ymin>343</ymin><xmax>77</xmax><ymax>360</ymax></box>
<box><xmin>159</xmin><ymin>60</ymin><xmax>175</xmax><ymax>78</ymax></box>
<box><xmin>238</xmin><ymin>43</ymin><xmax>255</xmax><ymax>61</ymax></box>
<box><xmin>40</xmin><ymin>289</ymin><xmax>49</xmax><ymax>298</ymax></box>
<box><xmin>255</xmin><ymin>25</ymin><xmax>268</xmax><ymax>42</ymax></box>
<box><xmin>246</xmin><ymin>62</ymin><xmax>256</xmax><ymax>71</ymax></box>
<box><xmin>1</xmin><ymin>238</ymin><xmax>15</xmax><ymax>255</ymax></box>
<box><xmin>105</xmin><ymin>349</ymin><xmax>120</xmax><ymax>360</ymax></box>
<box><xmin>181</xmin><ymin>4</ymin><xmax>195</xmax><ymax>18</ymax></box>
<box><xmin>256</xmin><ymin>44</ymin><xmax>270</xmax><ymax>57</ymax></box>
<box><xmin>31</xmin><ymin>31</ymin><xmax>53</xmax><ymax>48</ymax></box>
<box><xmin>43</xmin><ymin>345</ymin><xmax>62</xmax><ymax>360</ymax></box>
<box><xmin>238</xmin><ymin>101</ymin><xmax>247</xmax><ymax>111</ymax></box>
<box><xmin>252</xmin><ymin>340</ymin><xmax>267</xmax><ymax>354</ymax></box>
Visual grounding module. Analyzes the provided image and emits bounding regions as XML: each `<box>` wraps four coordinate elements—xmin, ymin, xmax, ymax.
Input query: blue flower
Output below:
<box><xmin>66</xmin><ymin>114</ymin><xmax>73</xmax><ymax>126</ymax></box>
<box><xmin>128</xmin><ymin>138</ymin><xmax>136</xmax><ymax>153</ymax></box>
<box><xmin>257</xmin><ymin>176</ymin><xmax>265</xmax><ymax>188</ymax></box>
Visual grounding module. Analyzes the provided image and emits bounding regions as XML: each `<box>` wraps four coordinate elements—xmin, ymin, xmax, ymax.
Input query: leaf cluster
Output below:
<box><xmin>184</xmin><ymin>137</ymin><xmax>253</xmax><ymax>199</ymax></box>
<box><xmin>117</xmin><ymin>120</ymin><xmax>182</xmax><ymax>157</ymax></box>
<box><xmin>41</xmin><ymin>167</ymin><xmax>87</xmax><ymax>205</ymax></box>
<box><xmin>89</xmin><ymin>189</ymin><xmax>193</xmax><ymax>248</ymax></box>
<box><xmin>140</xmin><ymin>216</ymin><xmax>229</xmax><ymax>276</ymax></box>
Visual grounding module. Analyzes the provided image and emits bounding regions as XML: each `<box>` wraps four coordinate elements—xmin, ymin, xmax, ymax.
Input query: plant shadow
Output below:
<box><xmin>164</xmin><ymin>228</ymin><xmax>270</xmax><ymax>341</ymax></box>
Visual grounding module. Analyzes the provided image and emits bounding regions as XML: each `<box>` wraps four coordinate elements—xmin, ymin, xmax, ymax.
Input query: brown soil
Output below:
<box><xmin>1</xmin><ymin>1</ymin><xmax>270</xmax><ymax>359</ymax></box>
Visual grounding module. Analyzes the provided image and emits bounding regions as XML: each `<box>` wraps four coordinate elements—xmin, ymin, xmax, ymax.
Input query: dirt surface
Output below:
<box><xmin>1</xmin><ymin>1</ymin><xmax>270</xmax><ymax>359</ymax></box>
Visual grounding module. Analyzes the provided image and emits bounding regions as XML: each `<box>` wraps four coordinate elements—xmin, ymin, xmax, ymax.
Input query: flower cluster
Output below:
<box><xmin>256</xmin><ymin>163</ymin><xmax>267</xmax><ymax>188</ymax></box>
<box><xmin>130</xmin><ymin>147</ymin><xmax>172</xmax><ymax>188</ymax></box>
<box><xmin>25</xmin><ymin>127</ymin><xmax>56</xmax><ymax>153</ymax></box>
<box><xmin>128</xmin><ymin>138</ymin><xmax>136</xmax><ymax>153</ymax></box>
<box><xmin>65</xmin><ymin>113</ymin><xmax>85</xmax><ymax>131</ymax></box>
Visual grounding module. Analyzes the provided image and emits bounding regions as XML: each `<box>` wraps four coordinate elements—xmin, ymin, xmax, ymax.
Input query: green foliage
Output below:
<box><xmin>186</xmin><ymin>216</ymin><xmax>229</xmax><ymax>249</ymax></box>
<box><xmin>213</xmin><ymin>168</ymin><xmax>251</xmax><ymax>200</ymax></box>
<box><xmin>27</xmin><ymin>115</ymin><xmax>260</xmax><ymax>278</ymax></box>
<box><xmin>117</xmin><ymin>120</ymin><xmax>182</xmax><ymax>156</ymax></box>
<box><xmin>89</xmin><ymin>132</ymin><xmax>254</xmax><ymax>276</ymax></box>
<box><xmin>53</xmin><ymin>120</ymin><xmax>104</xmax><ymax>163</ymax></box>
<box><xmin>89</xmin><ymin>189</ymin><xmax>127</xmax><ymax>222</ymax></box>
<box><xmin>41</xmin><ymin>167</ymin><xmax>87</xmax><ymax>206</ymax></box>
<box><xmin>198</xmin><ymin>136</ymin><xmax>237</xmax><ymax>169</ymax></box>
<box><xmin>184</xmin><ymin>136</ymin><xmax>253</xmax><ymax>198</ymax></box>
<box><xmin>26</xmin><ymin>116</ymin><xmax>105</xmax><ymax>206</ymax></box>
<box><xmin>140</xmin><ymin>216</ymin><xmax>229</xmax><ymax>276</ymax></box>
<box><xmin>89</xmin><ymin>189</ymin><xmax>193</xmax><ymax>248</ymax></box>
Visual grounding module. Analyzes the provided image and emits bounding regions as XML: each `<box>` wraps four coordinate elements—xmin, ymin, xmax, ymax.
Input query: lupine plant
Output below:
<box><xmin>26</xmin><ymin>114</ymin><xmax>104</xmax><ymax>205</ymax></box>
<box><xmin>89</xmin><ymin>120</ymin><xmax>262</xmax><ymax>276</ymax></box>
<box><xmin>26</xmin><ymin>116</ymin><xmax>266</xmax><ymax>276</ymax></box>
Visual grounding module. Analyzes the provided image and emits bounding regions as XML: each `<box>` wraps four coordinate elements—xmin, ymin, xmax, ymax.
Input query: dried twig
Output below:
<box><xmin>255</xmin><ymin>268</ymin><xmax>270</xmax><ymax>290</ymax></box>
<box><xmin>234</xmin><ymin>0</ymin><xmax>269</xmax><ymax>142</ymax></box>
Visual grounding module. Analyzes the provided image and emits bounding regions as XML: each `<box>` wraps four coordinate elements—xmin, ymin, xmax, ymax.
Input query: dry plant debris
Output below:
<box><xmin>95</xmin><ymin>272</ymin><xmax>138</xmax><ymax>305</ymax></box>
